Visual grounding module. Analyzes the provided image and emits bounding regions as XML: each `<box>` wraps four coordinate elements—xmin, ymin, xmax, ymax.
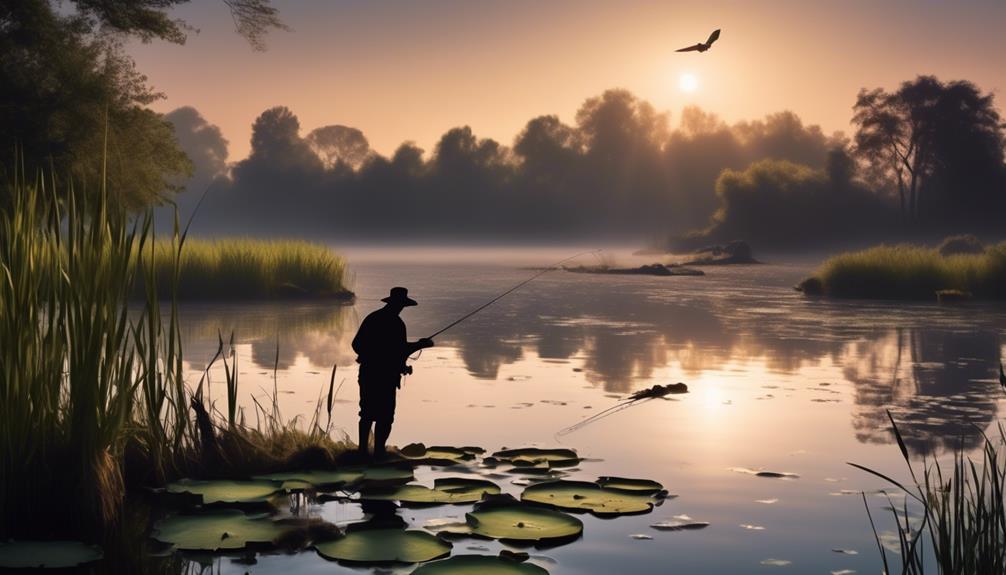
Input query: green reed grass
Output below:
<box><xmin>807</xmin><ymin>243</ymin><xmax>1006</xmax><ymax>300</ymax></box>
<box><xmin>140</xmin><ymin>238</ymin><xmax>352</xmax><ymax>300</ymax></box>
<box><xmin>851</xmin><ymin>366</ymin><xmax>1006</xmax><ymax>573</ymax></box>
<box><xmin>0</xmin><ymin>175</ymin><xmax>348</xmax><ymax>541</ymax></box>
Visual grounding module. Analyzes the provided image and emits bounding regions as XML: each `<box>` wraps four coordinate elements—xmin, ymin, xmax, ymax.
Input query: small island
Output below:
<box><xmin>681</xmin><ymin>240</ymin><xmax>762</xmax><ymax>266</ymax></box>
<box><xmin>565</xmin><ymin>263</ymin><xmax>705</xmax><ymax>276</ymax></box>
<box><xmin>797</xmin><ymin>235</ymin><xmax>1006</xmax><ymax>301</ymax></box>
<box><xmin>142</xmin><ymin>239</ymin><xmax>355</xmax><ymax>301</ymax></box>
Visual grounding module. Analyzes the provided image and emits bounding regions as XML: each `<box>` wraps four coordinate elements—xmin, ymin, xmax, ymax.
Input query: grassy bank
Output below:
<box><xmin>141</xmin><ymin>238</ymin><xmax>353</xmax><ymax>300</ymax></box>
<box><xmin>800</xmin><ymin>243</ymin><xmax>1006</xmax><ymax>300</ymax></box>
<box><xmin>0</xmin><ymin>179</ymin><xmax>348</xmax><ymax>541</ymax></box>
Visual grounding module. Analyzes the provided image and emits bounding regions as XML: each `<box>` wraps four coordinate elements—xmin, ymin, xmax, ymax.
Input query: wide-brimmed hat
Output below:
<box><xmin>381</xmin><ymin>286</ymin><xmax>417</xmax><ymax>306</ymax></box>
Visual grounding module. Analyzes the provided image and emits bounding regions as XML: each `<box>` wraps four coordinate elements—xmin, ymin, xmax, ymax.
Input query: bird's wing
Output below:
<box><xmin>676</xmin><ymin>43</ymin><xmax>703</xmax><ymax>52</ymax></box>
<box><xmin>705</xmin><ymin>29</ymin><xmax>721</xmax><ymax>46</ymax></box>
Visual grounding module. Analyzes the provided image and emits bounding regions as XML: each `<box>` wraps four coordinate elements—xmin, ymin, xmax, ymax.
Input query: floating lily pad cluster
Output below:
<box><xmin>400</xmin><ymin>443</ymin><xmax>485</xmax><ymax>466</ymax></box>
<box><xmin>361</xmin><ymin>477</ymin><xmax>501</xmax><ymax>506</ymax></box>
<box><xmin>485</xmin><ymin>448</ymin><xmax>582</xmax><ymax>477</ymax></box>
<box><xmin>145</xmin><ymin>445</ymin><xmax>667</xmax><ymax>575</ymax></box>
<box><xmin>521</xmin><ymin>477</ymin><xmax>667</xmax><ymax>517</ymax></box>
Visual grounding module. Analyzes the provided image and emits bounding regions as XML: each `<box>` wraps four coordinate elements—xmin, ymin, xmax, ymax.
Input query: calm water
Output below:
<box><xmin>169</xmin><ymin>247</ymin><xmax>1006</xmax><ymax>574</ymax></box>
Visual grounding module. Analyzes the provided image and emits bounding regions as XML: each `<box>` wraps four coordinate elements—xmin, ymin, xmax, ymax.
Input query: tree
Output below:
<box><xmin>305</xmin><ymin>125</ymin><xmax>371</xmax><ymax>170</ymax></box>
<box><xmin>852</xmin><ymin>76</ymin><xmax>1006</xmax><ymax>225</ymax></box>
<box><xmin>0</xmin><ymin>0</ymin><xmax>285</xmax><ymax>208</ymax></box>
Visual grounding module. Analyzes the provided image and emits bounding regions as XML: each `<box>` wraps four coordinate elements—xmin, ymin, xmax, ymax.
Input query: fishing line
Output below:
<box><xmin>425</xmin><ymin>249</ymin><xmax>601</xmax><ymax>339</ymax></box>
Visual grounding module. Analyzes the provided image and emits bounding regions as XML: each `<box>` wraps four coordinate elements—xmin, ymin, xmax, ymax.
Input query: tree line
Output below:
<box><xmin>3</xmin><ymin>1</ymin><xmax>1005</xmax><ymax>246</ymax></box>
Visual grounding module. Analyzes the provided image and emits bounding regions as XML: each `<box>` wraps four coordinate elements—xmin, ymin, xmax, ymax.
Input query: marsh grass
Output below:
<box><xmin>0</xmin><ymin>175</ymin><xmax>348</xmax><ymax>541</ymax></box>
<box><xmin>806</xmin><ymin>243</ymin><xmax>1006</xmax><ymax>300</ymax></box>
<box><xmin>852</xmin><ymin>365</ymin><xmax>1006</xmax><ymax>573</ymax></box>
<box><xmin>140</xmin><ymin>238</ymin><xmax>353</xmax><ymax>300</ymax></box>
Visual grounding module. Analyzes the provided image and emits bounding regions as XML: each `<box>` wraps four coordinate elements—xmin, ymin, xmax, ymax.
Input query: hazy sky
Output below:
<box><xmin>128</xmin><ymin>0</ymin><xmax>1006</xmax><ymax>160</ymax></box>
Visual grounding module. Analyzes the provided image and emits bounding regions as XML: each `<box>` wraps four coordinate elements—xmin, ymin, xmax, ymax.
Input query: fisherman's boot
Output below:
<box><xmin>374</xmin><ymin>421</ymin><xmax>392</xmax><ymax>460</ymax></box>
<box><xmin>358</xmin><ymin>420</ymin><xmax>372</xmax><ymax>459</ymax></box>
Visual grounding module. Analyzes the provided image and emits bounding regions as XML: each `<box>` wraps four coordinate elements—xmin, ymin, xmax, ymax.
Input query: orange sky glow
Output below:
<box><xmin>127</xmin><ymin>0</ymin><xmax>1006</xmax><ymax>161</ymax></box>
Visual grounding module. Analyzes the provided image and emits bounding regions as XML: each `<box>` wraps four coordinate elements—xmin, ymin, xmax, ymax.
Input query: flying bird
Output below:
<box><xmin>676</xmin><ymin>29</ymin><xmax>720</xmax><ymax>53</ymax></box>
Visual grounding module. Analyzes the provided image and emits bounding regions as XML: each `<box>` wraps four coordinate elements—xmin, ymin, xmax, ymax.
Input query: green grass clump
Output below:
<box><xmin>804</xmin><ymin>243</ymin><xmax>1006</xmax><ymax>300</ymax></box>
<box><xmin>140</xmin><ymin>239</ymin><xmax>353</xmax><ymax>300</ymax></box>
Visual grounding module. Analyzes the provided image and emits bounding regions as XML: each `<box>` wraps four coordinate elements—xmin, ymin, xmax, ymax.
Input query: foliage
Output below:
<box><xmin>0</xmin><ymin>1</ymin><xmax>285</xmax><ymax>209</ymax></box>
<box><xmin>937</xmin><ymin>234</ymin><xmax>985</xmax><ymax>256</ymax></box>
<box><xmin>0</xmin><ymin>175</ymin><xmax>349</xmax><ymax>540</ymax></box>
<box><xmin>806</xmin><ymin>243</ymin><xmax>1006</xmax><ymax>299</ymax></box>
<box><xmin>140</xmin><ymin>238</ymin><xmax>352</xmax><ymax>300</ymax></box>
<box><xmin>192</xmin><ymin>93</ymin><xmax>845</xmax><ymax>239</ymax></box>
<box><xmin>681</xmin><ymin>158</ymin><xmax>894</xmax><ymax>249</ymax></box>
<box><xmin>852</xmin><ymin>405</ymin><xmax>1006</xmax><ymax>574</ymax></box>
<box><xmin>853</xmin><ymin>75</ymin><xmax>1006</xmax><ymax>226</ymax></box>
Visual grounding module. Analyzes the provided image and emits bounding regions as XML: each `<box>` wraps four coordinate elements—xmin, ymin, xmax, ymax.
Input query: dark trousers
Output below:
<box><xmin>358</xmin><ymin>365</ymin><xmax>400</xmax><ymax>455</ymax></box>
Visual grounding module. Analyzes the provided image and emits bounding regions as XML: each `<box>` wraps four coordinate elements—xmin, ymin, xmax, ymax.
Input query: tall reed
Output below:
<box><xmin>0</xmin><ymin>173</ymin><xmax>190</xmax><ymax>537</ymax></box>
<box><xmin>851</xmin><ymin>365</ymin><xmax>1006</xmax><ymax>573</ymax></box>
<box><xmin>0</xmin><ymin>173</ymin><xmax>349</xmax><ymax>541</ymax></box>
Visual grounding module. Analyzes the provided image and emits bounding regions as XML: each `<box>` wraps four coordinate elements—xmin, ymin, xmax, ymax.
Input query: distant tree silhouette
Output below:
<box><xmin>853</xmin><ymin>76</ymin><xmax>1006</xmax><ymax>227</ymax></box>
<box><xmin>306</xmin><ymin>126</ymin><xmax>372</xmax><ymax>171</ymax></box>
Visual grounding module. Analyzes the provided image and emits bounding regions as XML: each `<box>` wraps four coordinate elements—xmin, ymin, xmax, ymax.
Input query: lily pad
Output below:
<box><xmin>650</xmin><ymin>517</ymin><xmax>710</xmax><ymax>531</ymax></box>
<box><xmin>166</xmin><ymin>478</ymin><xmax>284</xmax><ymax>504</ymax></box>
<box><xmin>356</xmin><ymin>465</ymin><xmax>417</xmax><ymax>486</ymax></box>
<box><xmin>254</xmin><ymin>469</ymin><xmax>365</xmax><ymax>491</ymax></box>
<box><xmin>520</xmin><ymin>480</ymin><xmax>657</xmax><ymax>516</ymax></box>
<box><xmin>492</xmin><ymin>448</ymin><xmax>580</xmax><ymax>468</ymax></box>
<box><xmin>400</xmin><ymin>443</ymin><xmax>482</xmax><ymax>466</ymax></box>
<box><xmin>595</xmin><ymin>476</ymin><xmax>664</xmax><ymax>494</ymax></box>
<box><xmin>411</xmin><ymin>555</ymin><xmax>550</xmax><ymax>574</ymax></box>
<box><xmin>458</xmin><ymin>498</ymin><xmax>583</xmax><ymax>545</ymax></box>
<box><xmin>0</xmin><ymin>541</ymin><xmax>103</xmax><ymax>569</ymax></box>
<box><xmin>315</xmin><ymin>529</ymin><xmax>452</xmax><ymax>564</ymax></box>
<box><xmin>363</xmin><ymin>478</ymin><xmax>501</xmax><ymax>506</ymax></box>
<box><xmin>151</xmin><ymin>509</ymin><xmax>288</xmax><ymax>551</ymax></box>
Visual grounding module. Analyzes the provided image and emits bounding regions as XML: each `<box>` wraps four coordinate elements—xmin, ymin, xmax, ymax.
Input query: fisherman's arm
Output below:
<box><xmin>405</xmin><ymin>337</ymin><xmax>434</xmax><ymax>355</ymax></box>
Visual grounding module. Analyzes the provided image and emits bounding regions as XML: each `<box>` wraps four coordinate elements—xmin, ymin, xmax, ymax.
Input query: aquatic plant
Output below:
<box><xmin>139</xmin><ymin>238</ymin><xmax>353</xmax><ymax>300</ymax></box>
<box><xmin>801</xmin><ymin>243</ymin><xmax>1006</xmax><ymax>300</ymax></box>
<box><xmin>0</xmin><ymin>173</ymin><xmax>350</xmax><ymax>542</ymax></box>
<box><xmin>851</xmin><ymin>394</ymin><xmax>1006</xmax><ymax>573</ymax></box>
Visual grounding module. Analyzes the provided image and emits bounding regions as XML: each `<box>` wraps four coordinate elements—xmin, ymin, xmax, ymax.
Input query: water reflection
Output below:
<box><xmin>176</xmin><ymin>302</ymin><xmax>358</xmax><ymax>372</ymax></box>
<box><xmin>845</xmin><ymin>328</ymin><xmax>1001</xmax><ymax>455</ymax></box>
<box><xmin>173</xmin><ymin>262</ymin><xmax>1006</xmax><ymax>456</ymax></box>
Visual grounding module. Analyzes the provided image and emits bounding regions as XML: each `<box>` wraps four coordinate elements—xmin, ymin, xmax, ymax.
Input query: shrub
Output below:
<box><xmin>804</xmin><ymin>243</ymin><xmax>1006</xmax><ymax>300</ymax></box>
<box><xmin>937</xmin><ymin>234</ymin><xmax>985</xmax><ymax>256</ymax></box>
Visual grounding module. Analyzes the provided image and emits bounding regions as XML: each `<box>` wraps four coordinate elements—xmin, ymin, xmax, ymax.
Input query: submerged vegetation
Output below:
<box><xmin>799</xmin><ymin>242</ymin><xmax>1006</xmax><ymax>300</ymax></box>
<box><xmin>142</xmin><ymin>238</ymin><xmax>353</xmax><ymax>300</ymax></box>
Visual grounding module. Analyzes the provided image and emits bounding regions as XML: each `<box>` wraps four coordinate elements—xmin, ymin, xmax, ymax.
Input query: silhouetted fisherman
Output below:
<box><xmin>352</xmin><ymin>287</ymin><xmax>434</xmax><ymax>459</ymax></box>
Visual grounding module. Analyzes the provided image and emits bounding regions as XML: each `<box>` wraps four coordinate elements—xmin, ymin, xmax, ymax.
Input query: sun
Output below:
<box><xmin>679</xmin><ymin>73</ymin><xmax>699</xmax><ymax>93</ymax></box>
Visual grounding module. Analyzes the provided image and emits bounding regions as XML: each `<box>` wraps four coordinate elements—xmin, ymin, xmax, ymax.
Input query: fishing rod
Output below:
<box><xmin>424</xmin><ymin>249</ymin><xmax>602</xmax><ymax>340</ymax></box>
<box><xmin>400</xmin><ymin>249</ymin><xmax>600</xmax><ymax>379</ymax></box>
